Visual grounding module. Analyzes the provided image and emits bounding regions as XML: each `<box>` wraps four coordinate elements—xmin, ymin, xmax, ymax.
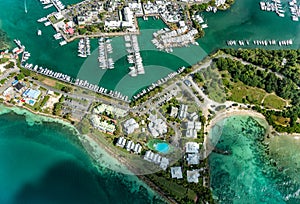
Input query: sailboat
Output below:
<box><xmin>24</xmin><ymin>0</ymin><xmax>28</xmax><ymax>13</ymax></box>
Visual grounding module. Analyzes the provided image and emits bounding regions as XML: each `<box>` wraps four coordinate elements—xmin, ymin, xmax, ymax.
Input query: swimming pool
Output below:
<box><xmin>155</xmin><ymin>143</ymin><xmax>169</xmax><ymax>154</ymax></box>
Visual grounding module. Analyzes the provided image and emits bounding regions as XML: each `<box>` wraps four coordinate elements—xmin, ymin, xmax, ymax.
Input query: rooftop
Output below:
<box><xmin>187</xmin><ymin>170</ymin><xmax>200</xmax><ymax>183</ymax></box>
<box><xmin>170</xmin><ymin>166</ymin><xmax>183</xmax><ymax>179</ymax></box>
<box><xmin>185</xmin><ymin>142</ymin><xmax>200</xmax><ymax>153</ymax></box>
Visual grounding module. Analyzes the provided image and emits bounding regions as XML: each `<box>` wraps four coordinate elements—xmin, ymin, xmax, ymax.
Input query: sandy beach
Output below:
<box><xmin>203</xmin><ymin>107</ymin><xmax>269</xmax><ymax>158</ymax></box>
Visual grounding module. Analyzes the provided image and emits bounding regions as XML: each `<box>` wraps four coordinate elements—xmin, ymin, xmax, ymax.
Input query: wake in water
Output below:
<box><xmin>24</xmin><ymin>0</ymin><xmax>27</xmax><ymax>13</ymax></box>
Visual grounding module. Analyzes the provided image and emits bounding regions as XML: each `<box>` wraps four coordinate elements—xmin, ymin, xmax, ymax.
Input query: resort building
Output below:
<box><xmin>13</xmin><ymin>82</ymin><xmax>25</xmax><ymax>93</ymax></box>
<box><xmin>116</xmin><ymin>137</ymin><xmax>142</xmax><ymax>154</ymax></box>
<box><xmin>186</xmin><ymin>153</ymin><xmax>200</xmax><ymax>165</ymax></box>
<box><xmin>160</xmin><ymin>157</ymin><xmax>169</xmax><ymax>170</ymax></box>
<box><xmin>144</xmin><ymin>150</ymin><xmax>169</xmax><ymax>170</ymax></box>
<box><xmin>188</xmin><ymin>112</ymin><xmax>199</xmax><ymax>121</ymax></box>
<box><xmin>90</xmin><ymin>115</ymin><xmax>116</xmax><ymax>134</ymax></box>
<box><xmin>170</xmin><ymin>106</ymin><xmax>179</xmax><ymax>118</ymax></box>
<box><xmin>170</xmin><ymin>167</ymin><xmax>183</xmax><ymax>179</ymax></box>
<box><xmin>148</xmin><ymin>114</ymin><xmax>168</xmax><ymax>137</ymax></box>
<box><xmin>187</xmin><ymin>170</ymin><xmax>200</xmax><ymax>183</ymax></box>
<box><xmin>93</xmin><ymin>103</ymin><xmax>127</xmax><ymax>118</ymax></box>
<box><xmin>178</xmin><ymin>104</ymin><xmax>188</xmax><ymax>119</ymax></box>
<box><xmin>123</xmin><ymin>118</ymin><xmax>139</xmax><ymax>135</ymax></box>
<box><xmin>185</xmin><ymin>142</ymin><xmax>200</xmax><ymax>154</ymax></box>
<box><xmin>22</xmin><ymin>89</ymin><xmax>41</xmax><ymax>100</ymax></box>
<box><xmin>116</xmin><ymin>136</ymin><xmax>127</xmax><ymax>148</ymax></box>
<box><xmin>184</xmin><ymin>120</ymin><xmax>201</xmax><ymax>138</ymax></box>
<box><xmin>125</xmin><ymin>140</ymin><xmax>135</xmax><ymax>151</ymax></box>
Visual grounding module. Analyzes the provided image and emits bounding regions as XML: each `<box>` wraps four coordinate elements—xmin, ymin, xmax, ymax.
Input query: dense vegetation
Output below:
<box><xmin>145</xmin><ymin>158</ymin><xmax>214</xmax><ymax>204</ymax></box>
<box><xmin>222</xmin><ymin>48</ymin><xmax>300</xmax><ymax>86</ymax></box>
<box><xmin>214</xmin><ymin>54</ymin><xmax>300</xmax><ymax>133</ymax></box>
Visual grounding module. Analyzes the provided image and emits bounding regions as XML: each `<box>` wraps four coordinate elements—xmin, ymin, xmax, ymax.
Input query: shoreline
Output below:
<box><xmin>84</xmin><ymin>133</ymin><xmax>177</xmax><ymax>204</ymax></box>
<box><xmin>204</xmin><ymin>107</ymin><xmax>270</xmax><ymax>158</ymax></box>
<box><xmin>0</xmin><ymin>102</ymin><xmax>175</xmax><ymax>203</ymax></box>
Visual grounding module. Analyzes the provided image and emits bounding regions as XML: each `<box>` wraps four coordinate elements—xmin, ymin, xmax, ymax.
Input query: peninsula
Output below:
<box><xmin>0</xmin><ymin>0</ymin><xmax>300</xmax><ymax>203</ymax></box>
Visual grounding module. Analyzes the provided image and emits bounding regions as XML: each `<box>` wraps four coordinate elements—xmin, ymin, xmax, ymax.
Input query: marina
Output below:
<box><xmin>124</xmin><ymin>35</ymin><xmax>145</xmax><ymax>77</ymax></box>
<box><xmin>98</xmin><ymin>38</ymin><xmax>114</xmax><ymax>69</ymax></box>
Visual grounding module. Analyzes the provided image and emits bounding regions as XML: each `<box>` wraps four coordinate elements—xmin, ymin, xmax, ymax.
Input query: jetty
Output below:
<box><xmin>226</xmin><ymin>39</ymin><xmax>293</xmax><ymax>46</ymax></box>
<box><xmin>98</xmin><ymin>38</ymin><xmax>114</xmax><ymax>69</ymax></box>
<box><xmin>78</xmin><ymin>37</ymin><xmax>90</xmax><ymax>58</ymax></box>
<box><xmin>124</xmin><ymin>35</ymin><xmax>144</xmax><ymax>77</ymax></box>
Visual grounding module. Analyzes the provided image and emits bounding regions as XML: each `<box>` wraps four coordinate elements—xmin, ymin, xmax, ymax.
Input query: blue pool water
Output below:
<box><xmin>155</xmin><ymin>143</ymin><xmax>169</xmax><ymax>154</ymax></box>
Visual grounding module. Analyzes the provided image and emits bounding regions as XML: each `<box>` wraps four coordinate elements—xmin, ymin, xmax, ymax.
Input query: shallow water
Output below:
<box><xmin>209</xmin><ymin>115</ymin><xmax>300</xmax><ymax>203</ymax></box>
<box><xmin>0</xmin><ymin>105</ymin><xmax>165</xmax><ymax>204</ymax></box>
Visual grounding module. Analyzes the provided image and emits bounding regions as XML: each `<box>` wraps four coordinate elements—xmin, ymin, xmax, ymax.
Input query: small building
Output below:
<box><xmin>170</xmin><ymin>167</ymin><xmax>183</xmax><ymax>179</ymax></box>
<box><xmin>194</xmin><ymin>121</ymin><xmax>201</xmax><ymax>131</ymax></box>
<box><xmin>178</xmin><ymin>104</ymin><xmax>188</xmax><ymax>119</ymax></box>
<box><xmin>126</xmin><ymin>140</ymin><xmax>135</xmax><ymax>151</ymax></box>
<box><xmin>123</xmin><ymin>118</ymin><xmax>139</xmax><ymax>135</ymax></box>
<box><xmin>170</xmin><ymin>106</ymin><xmax>179</xmax><ymax>118</ymax></box>
<box><xmin>160</xmin><ymin>157</ymin><xmax>169</xmax><ymax>170</ymax></box>
<box><xmin>133</xmin><ymin>143</ymin><xmax>142</xmax><ymax>154</ymax></box>
<box><xmin>187</xmin><ymin>153</ymin><xmax>200</xmax><ymax>165</ymax></box>
<box><xmin>184</xmin><ymin>79</ymin><xmax>192</xmax><ymax>87</ymax></box>
<box><xmin>116</xmin><ymin>137</ymin><xmax>126</xmax><ymax>148</ymax></box>
<box><xmin>187</xmin><ymin>170</ymin><xmax>200</xmax><ymax>183</ymax></box>
<box><xmin>144</xmin><ymin>150</ymin><xmax>155</xmax><ymax>162</ymax></box>
<box><xmin>185</xmin><ymin>121</ymin><xmax>194</xmax><ymax>129</ymax></box>
<box><xmin>185</xmin><ymin>128</ymin><xmax>197</xmax><ymax>138</ymax></box>
<box><xmin>185</xmin><ymin>142</ymin><xmax>199</xmax><ymax>154</ymax></box>
<box><xmin>14</xmin><ymin>82</ymin><xmax>25</xmax><ymax>93</ymax></box>
<box><xmin>189</xmin><ymin>112</ymin><xmax>198</xmax><ymax>121</ymax></box>
<box><xmin>22</xmin><ymin>89</ymin><xmax>41</xmax><ymax>99</ymax></box>
<box><xmin>148</xmin><ymin>114</ymin><xmax>168</xmax><ymax>137</ymax></box>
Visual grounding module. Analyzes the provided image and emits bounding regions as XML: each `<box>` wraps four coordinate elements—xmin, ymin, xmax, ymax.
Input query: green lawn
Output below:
<box><xmin>263</xmin><ymin>94</ymin><xmax>286</xmax><ymax>110</ymax></box>
<box><xmin>148</xmin><ymin>174</ymin><xmax>188</xmax><ymax>200</ymax></box>
<box><xmin>54</xmin><ymin>82</ymin><xmax>66</xmax><ymax>90</ymax></box>
<box><xmin>229</xmin><ymin>83</ymin><xmax>265</xmax><ymax>105</ymax></box>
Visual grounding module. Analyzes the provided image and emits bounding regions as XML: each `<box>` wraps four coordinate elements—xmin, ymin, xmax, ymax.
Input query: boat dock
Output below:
<box><xmin>289</xmin><ymin>0</ymin><xmax>300</xmax><ymax>21</ymax></box>
<box><xmin>152</xmin><ymin>26</ymin><xmax>199</xmax><ymax>52</ymax></box>
<box><xmin>226</xmin><ymin>39</ymin><xmax>293</xmax><ymax>46</ymax></box>
<box><xmin>132</xmin><ymin>66</ymin><xmax>186</xmax><ymax>100</ymax></box>
<box><xmin>23</xmin><ymin>63</ymin><xmax>130</xmax><ymax>102</ymax></box>
<box><xmin>78</xmin><ymin>37</ymin><xmax>91</xmax><ymax>58</ymax></box>
<box><xmin>124</xmin><ymin>34</ymin><xmax>145</xmax><ymax>77</ymax></box>
<box><xmin>259</xmin><ymin>0</ymin><xmax>300</xmax><ymax>21</ymax></box>
<box><xmin>98</xmin><ymin>38</ymin><xmax>114</xmax><ymax>69</ymax></box>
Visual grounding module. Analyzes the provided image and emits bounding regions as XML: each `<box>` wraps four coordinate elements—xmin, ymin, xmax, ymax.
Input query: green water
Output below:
<box><xmin>209</xmin><ymin>115</ymin><xmax>300</xmax><ymax>203</ymax></box>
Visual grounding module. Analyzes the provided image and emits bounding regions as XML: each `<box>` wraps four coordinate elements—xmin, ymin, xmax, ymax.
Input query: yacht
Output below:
<box><xmin>37</xmin><ymin>30</ymin><xmax>42</xmax><ymax>36</ymax></box>
<box><xmin>37</xmin><ymin>17</ymin><xmax>47</xmax><ymax>22</ymax></box>
<box><xmin>59</xmin><ymin>41</ymin><xmax>67</xmax><ymax>46</ymax></box>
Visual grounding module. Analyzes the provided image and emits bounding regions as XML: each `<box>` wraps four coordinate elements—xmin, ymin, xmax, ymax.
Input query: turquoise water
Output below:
<box><xmin>209</xmin><ymin>115</ymin><xmax>300</xmax><ymax>203</ymax></box>
<box><xmin>155</xmin><ymin>143</ymin><xmax>169</xmax><ymax>154</ymax></box>
<box><xmin>0</xmin><ymin>105</ymin><xmax>165</xmax><ymax>204</ymax></box>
